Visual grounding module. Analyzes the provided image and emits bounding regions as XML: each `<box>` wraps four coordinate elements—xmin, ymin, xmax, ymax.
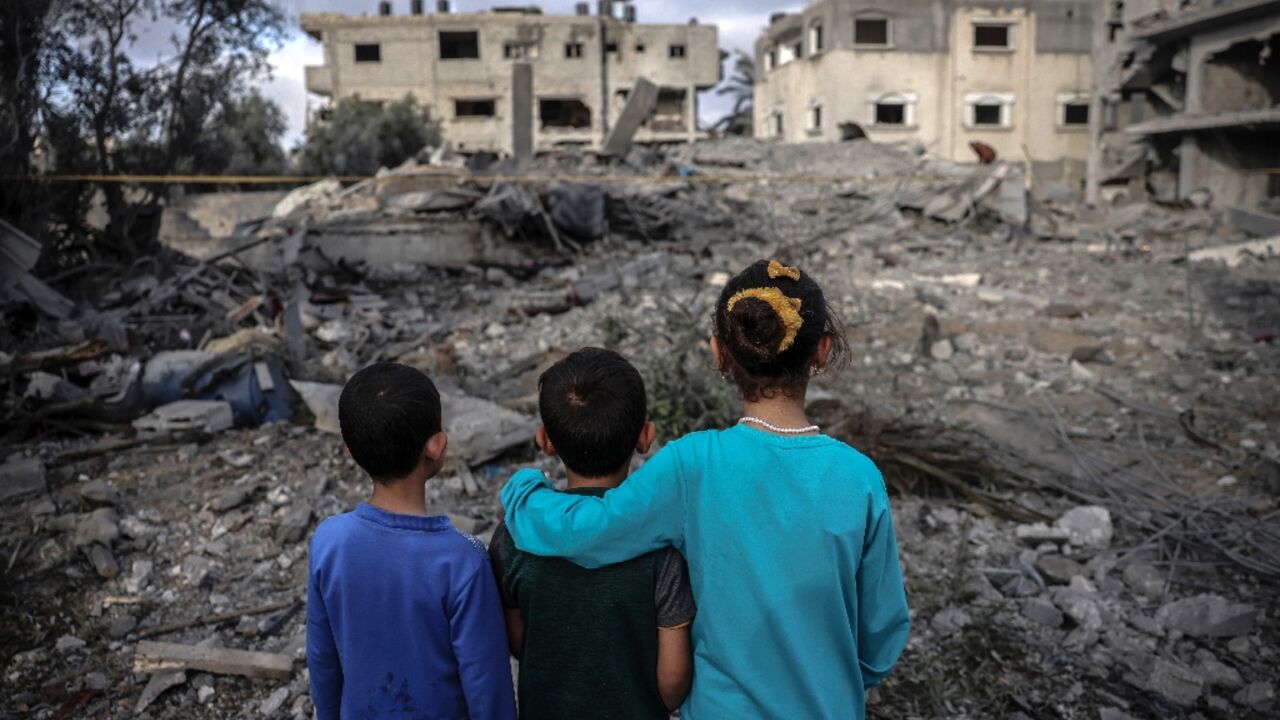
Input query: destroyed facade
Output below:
<box><xmin>753</xmin><ymin>0</ymin><xmax>1094</xmax><ymax>181</ymax></box>
<box><xmin>1086</xmin><ymin>0</ymin><xmax>1280</xmax><ymax>213</ymax></box>
<box><xmin>302</xmin><ymin>1</ymin><xmax>720</xmax><ymax>156</ymax></box>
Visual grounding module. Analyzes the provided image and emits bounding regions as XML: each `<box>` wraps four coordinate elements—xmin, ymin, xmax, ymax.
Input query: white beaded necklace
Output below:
<box><xmin>738</xmin><ymin>416</ymin><xmax>820</xmax><ymax>435</ymax></box>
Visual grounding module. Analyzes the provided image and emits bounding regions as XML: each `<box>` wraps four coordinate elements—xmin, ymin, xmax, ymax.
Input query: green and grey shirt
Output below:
<box><xmin>490</xmin><ymin>487</ymin><xmax>695</xmax><ymax>720</ymax></box>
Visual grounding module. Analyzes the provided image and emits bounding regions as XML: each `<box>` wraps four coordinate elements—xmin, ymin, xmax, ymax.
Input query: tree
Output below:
<box><xmin>0</xmin><ymin>0</ymin><xmax>58</xmax><ymax>236</ymax></box>
<box><xmin>197</xmin><ymin>90</ymin><xmax>288</xmax><ymax>176</ymax></box>
<box><xmin>298</xmin><ymin>95</ymin><xmax>442</xmax><ymax>177</ymax></box>
<box><xmin>712</xmin><ymin>50</ymin><xmax>755</xmax><ymax>136</ymax></box>
<box><xmin>21</xmin><ymin>0</ymin><xmax>285</xmax><ymax>258</ymax></box>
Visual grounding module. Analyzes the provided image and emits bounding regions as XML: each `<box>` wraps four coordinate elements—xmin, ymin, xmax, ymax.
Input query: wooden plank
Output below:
<box><xmin>133</xmin><ymin>641</ymin><xmax>292</xmax><ymax>680</ymax></box>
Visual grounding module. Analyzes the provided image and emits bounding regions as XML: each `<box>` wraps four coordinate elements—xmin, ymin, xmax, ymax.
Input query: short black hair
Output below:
<box><xmin>538</xmin><ymin>348</ymin><xmax>646</xmax><ymax>478</ymax></box>
<box><xmin>338</xmin><ymin>362</ymin><xmax>442</xmax><ymax>482</ymax></box>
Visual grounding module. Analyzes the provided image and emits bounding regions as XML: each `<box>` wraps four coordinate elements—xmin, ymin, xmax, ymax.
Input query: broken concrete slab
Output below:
<box><xmin>602</xmin><ymin>77</ymin><xmax>659</xmax><ymax>157</ymax></box>
<box><xmin>0</xmin><ymin>456</ymin><xmax>47</xmax><ymax>504</ymax></box>
<box><xmin>133</xmin><ymin>641</ymin><xmax>293</xmax><ymax>680</ymax></box>
<box><xmin>289</xmin><ymin>380</ymin><xmax>342</xmax><ymax>435</ymax></box>
<box><xmin>272</xmin><ymin>179</ymin><xmax>341</xmax><ymax>219</ymax></box>
<box><xmin>1156</xmin><ymin>594</ymin><xmax>1257</xmax><ymax>638</ymax></box>
<box><xmin>440</xmin><ymin>384</ymin><xmax>537</xmax><ymax>466</ymax></box>
<box><xmin>133</xmin><ymin>400</ymin><xmax>234</xmax><ymax>437</ymax></box>
<box><xmin>1188</xmin><ymin>236</ymin><xmax>1280</xmax><ymax>268</ymax></box>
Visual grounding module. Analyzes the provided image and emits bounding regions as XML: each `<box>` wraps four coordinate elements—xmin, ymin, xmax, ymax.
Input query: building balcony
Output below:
<box><xmin>305</xmin><ymin>65</ymin><xmax>333</xmax><ymax>96</ymax></box>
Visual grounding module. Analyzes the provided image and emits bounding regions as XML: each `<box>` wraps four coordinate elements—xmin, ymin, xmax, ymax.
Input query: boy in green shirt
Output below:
<box><xmin>490</xmin><ymin>348</ymin><xmax>695</xmax><ymax>719</ymax></box>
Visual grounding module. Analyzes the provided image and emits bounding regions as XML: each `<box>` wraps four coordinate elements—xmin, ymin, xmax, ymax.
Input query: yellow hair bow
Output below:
<box><xmin>726</xmin><ymin>286</ymin><xmax>804</xmax><ymax>352</ymax></box>
<box><xmin>767</xmin><ymin>260</ymin><xmax>801</xmax><ymax>281</ymax></box>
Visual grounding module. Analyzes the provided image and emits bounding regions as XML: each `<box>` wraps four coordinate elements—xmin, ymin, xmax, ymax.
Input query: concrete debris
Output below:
<box><xmin>1155</xmin><ymin>594</ymin><xmax>1257</xmax><ymax>638</ymax></box>
<box><xmin>0</xmin><ymin>456</ymin><xmax>47</xmax><ymax>503</ymax></box>
<box><xmin>272</xmin><ymin>178</ymin><xmax>342</xmax><ymax>219</ymax></box>
<box><xmin>134</xmin><ymin>670</ymin><xmax>187</xmax><ymax>714</ymax></box>
<box><xmin>1144</xmin><ymin>657</ymin><xmax>1203</xmax><ymax>707</ymax></box>
<box><xmin>1188</xmin><ymin>236</ymin><xmax>1280</xmax><ymax>268</ymax></box>
<box><xmin>1233</xmin><ymin>681</ymin><xmax>1275</xmax><ymax>711</ymax></box>
<box><xmin>3</xmin><ymin>134</ymin><xmax>1278</xmax><ymax>719</ymax></box>
<box><xmin>133</xmin><ymin>399</ymin><xmax>235</xmax><ymax>437</ymax></box>
<box><xmin>1057</xmin><ymin>506</ymin><xmax>1113</xmax><ymax>550</ymax></box>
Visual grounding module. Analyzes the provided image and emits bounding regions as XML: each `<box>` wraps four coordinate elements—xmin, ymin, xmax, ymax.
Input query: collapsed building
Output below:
<box><xmin>1086</xmin><ymin>0</ymin><xmax>1280</xmax><ymax>215</ymax></box>
<box><xmin>301</xmin><ymin>1</ymin><xmax>720</xmax><ymax>156</ymax></box>
<box><xmin>753</xmin><ymin>0</ymin><xmax>1095</xmax><ymax>183</ymax></box>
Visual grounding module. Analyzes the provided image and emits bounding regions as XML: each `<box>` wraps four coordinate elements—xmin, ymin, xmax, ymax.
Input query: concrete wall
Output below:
<box><xmin>754</xmin><ymin>1</ymin><xmax>1092</xmax><ymax>170</ymax></box>
<box><xmin>303</xmin><ymin>10</ymin><xmax>718</xmax><ymax>155</ymax></box>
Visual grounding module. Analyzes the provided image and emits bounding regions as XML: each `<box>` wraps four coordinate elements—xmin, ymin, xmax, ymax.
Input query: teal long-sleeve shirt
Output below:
<box><xmin>501</xmin><ymin>424</ymin><xmax>910</xmax><ymax>720</ymax></box>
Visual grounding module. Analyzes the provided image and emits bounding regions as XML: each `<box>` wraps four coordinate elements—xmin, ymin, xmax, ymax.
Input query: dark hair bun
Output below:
<box><xmin>723</xmin><ymin>296</ymin><xmax>785</xmax><ymax>368</ymax></box>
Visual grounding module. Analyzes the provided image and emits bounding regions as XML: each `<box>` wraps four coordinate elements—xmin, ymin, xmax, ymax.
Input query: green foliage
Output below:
<box><xmin>298</xmin><ymin>95</ymin><xmax>442</xmax><ymax>177</ymax></box>
<box><xmin>712</xmin><ymin>50</ymin><xmax>755</xmax><ymax>136</ymax></box>
<box><xmin>199</xmin><ymin>90</ymin><xmax>287</xmax><ymax>176</ymax></box>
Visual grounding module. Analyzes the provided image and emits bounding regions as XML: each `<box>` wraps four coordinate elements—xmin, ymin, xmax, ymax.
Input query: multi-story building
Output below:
<box><xmin>1086</xmin><ymin>0</ymin><xmax>1280</xmax><ymax>210</ymax></box>
<box><xmin>302</xmin><ymin>1</ymin><xmax>719</xmax><ymax>156</ymax></box>
<box><xmin>753</xmin><ymin>0</ymin><xmax>1094</xmax><ymax>182</ymax></box>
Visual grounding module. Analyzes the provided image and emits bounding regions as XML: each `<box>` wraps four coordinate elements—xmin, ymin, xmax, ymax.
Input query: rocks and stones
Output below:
<box><xmin>1035</xmin><ymin>554</ymin><xmax>1085</xmax><ymax>584</ymax></box>
<box><xmin>1021</xmin><ymin>597</ymin><xmax>1064</xmax><ymax>628</ymax></box>
<box><xmin>1233</xmin><ymin>681</ymin><xmax>1275</xmax><ymax>711</ymax></box>
<box><xmin>1057</xmin><ymin>506</ymin><xmax>1113</xmax><ymax>549</ymax></box>
<box><xmin>135</xmin><ymin>670</ymin><xmax>187</xmax><ymax>714</ymax></box>
<box><xmin>1193</xmin><ymin>649</ymin><xmax>1243</xmax><ymax>690</ymax></box>
<box><xmin>952</xmin><ymin>332</ymin><xmax>980</xmax><ymax>355</ymax></box>
<box><xmin>1145</xmin><ymin>657</ymin><xmax>1203</xmax><ymax>707</ymax></box>
<box><xmin>1098</xmin><ymin>709</ymin><xmax>1138</xmax><ymax>720</ymax></box>
<box><xmin>0</xmin><ymin>456</ymin><xmax>47</xmax><ymax>503</ymax></box>
<box><xmin>71</xmin><ymin>507</ymin><xmax>120</xmax><ymax>547</ymax></box>
<box><xmin>1050</xmin><ymin>586</ymin><xmax>1102</xmax><ymax>632</ymax></box>
<box><xmin>1121</xmin><ymin>562</ymin><xmax>1164</xmax><ymax>600</ymax></box>
<box><xmin>930</xmin><ymin>338</ymin><xmax>955</xmax><ymax>361</ymax></box>
<box><xmin>133</xmin><ymin>399</ymin><xmax>234</xmax><ymax>437</ymax></box>
<box><xmin>1014</xmin><ymin>522</ymin><xmax>1070</xmax><ymax>544</ymax></box>
<box><xmin>55</xmin><ymin>635</ymin><xmax>85</xmax><ymax>653</ymax></box>
<box><xmin>276</xmin><ymin>503</ymin><xmax>313</xmax><ymax>545</ymax></box>
<box><xmin>125</xmin><ymin>559</ymin><xmax>153</xmax><ymax>593</ymax></box>
<box><xmin>108</xmin><ymin>614</ymin><xmax>138</xmax><ymax>639</ymax></box>
<box><xmin>1156</xmin><ymin>594</ymin><xmax>1257</xmax><ymax>638</ymax></box>
<box><xmin>215</xmin><ymin>486</ymin><xmax>253</xmax><ymax>513</ymax></box>
<box><xmin>930</xmin><ymin>606</ymin><xmax>972</xmax><ymax>636</ymax></box>
<box><xmin>1069</xmin><ymin>359</ymin><xmax>1096</xmax><ymax>383</ymax></box>
<box><xmin>198</xmin><ymin>685</ymin><xmax>216</xmax><ymax>704</ymax></box>
<box><xmin>85</xmin><ymin>543</ymin><xmax>119</xmax><ymax>578</ymax></box>
<box><xmin>77</xmin><ymin>479</ymin><xmax>119</xmax><ymax>505</ymax></box>
<box><xmin>84</xmin><ymin>671</ymin><xmax>109</xmax><ymax>690</ymax></box>
<box><xmin>261</xmin><ymin>686</ymin><xmax>290</xmax><ymax>715</ymax></box>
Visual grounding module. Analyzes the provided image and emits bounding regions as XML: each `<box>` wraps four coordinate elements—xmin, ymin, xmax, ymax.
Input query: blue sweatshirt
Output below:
<box><xmin>306</xmin><ymin>503</ymin><xmax>516</xmax><ymax>720</ymax></box>
<box><xmin>501</xmin><ymin>425</ymin><xmax>910</xmax><ymax>720</ymax></box>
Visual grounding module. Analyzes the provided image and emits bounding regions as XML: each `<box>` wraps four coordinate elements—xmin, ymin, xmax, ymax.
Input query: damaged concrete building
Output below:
<box><xmin>752</xmin><ymin>0</ymin><xmax>1094</xmax><ymax>182</ymax></box>
<box><xmin>302</xmin><ymin>1</ymin><xmax>719</xmax><ymax>156</ymax></box>
<box><xmin>1086</xmin><ymin>0</ymin><xmax>1280</xmax><ymax>214</ymax></box>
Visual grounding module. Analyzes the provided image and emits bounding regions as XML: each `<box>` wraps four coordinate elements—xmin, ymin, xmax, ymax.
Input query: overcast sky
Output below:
<box><xmin>253</xmin><ymin>0</ymin><xmax>802</xmax><ymax>146</ymax></box>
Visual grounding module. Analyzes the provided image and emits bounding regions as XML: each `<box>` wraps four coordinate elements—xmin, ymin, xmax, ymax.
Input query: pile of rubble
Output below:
<box><xmin>2</xmin><ymin>136</ymin><xmax>1278</xmax><ymax>718</ymax></box>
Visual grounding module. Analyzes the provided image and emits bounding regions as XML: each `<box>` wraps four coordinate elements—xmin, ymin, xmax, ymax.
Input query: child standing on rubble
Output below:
<box><xmin>501</xmin><ymin>260</ymin><xmax>910</xmax><ymax>719</ymax></box>
<box><xmin>306</xmin><ymin>362</ymin><xmax>515</xmax><ymax>720</ymax></box>
<box><xmin>489</xmin><ymin>347</ymin><xmax>696</xmax><ymax>719</ymax></box>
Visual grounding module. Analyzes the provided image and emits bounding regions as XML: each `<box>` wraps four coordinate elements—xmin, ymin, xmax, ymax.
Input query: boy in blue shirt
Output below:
<box><xmin>307</xmin><ymin>362</ymin><xmax>516</xmax><ymax>720</ymax></box>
